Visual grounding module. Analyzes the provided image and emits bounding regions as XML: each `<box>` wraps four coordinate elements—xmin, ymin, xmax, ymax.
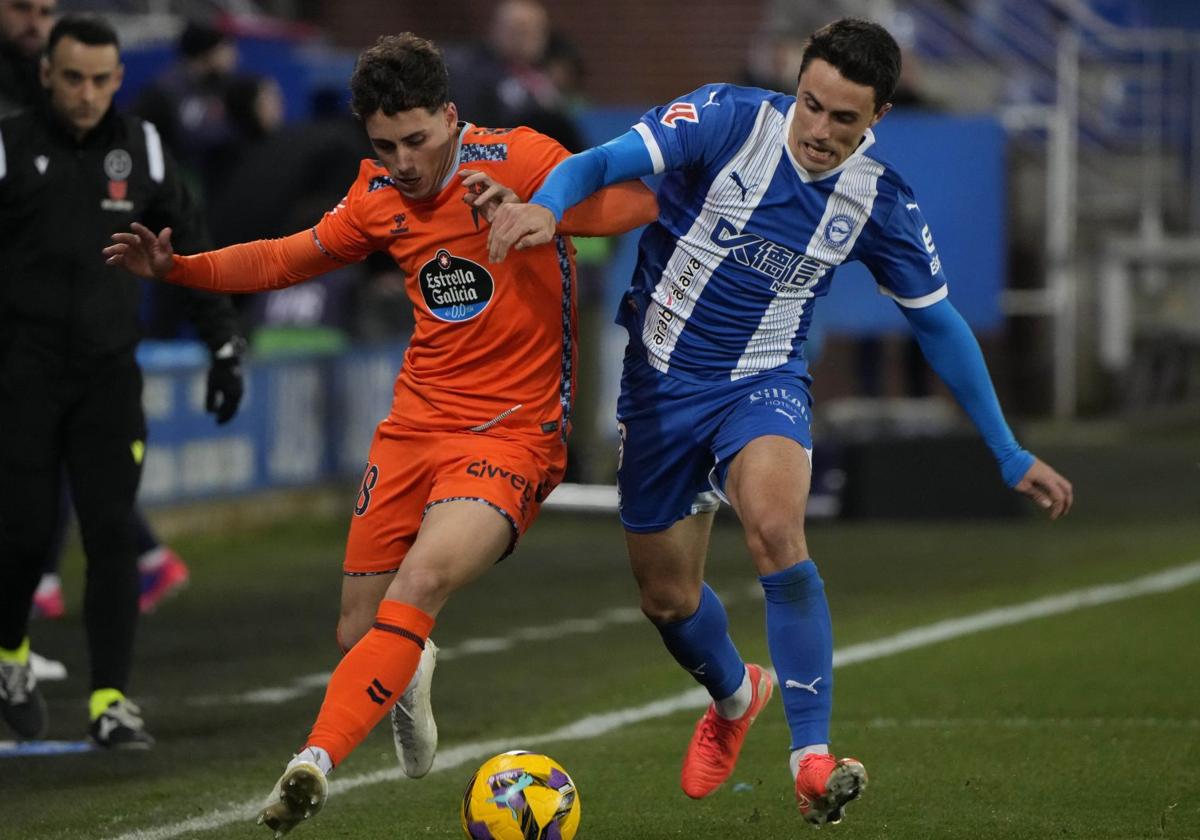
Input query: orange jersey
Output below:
<box><xmin>313</xmin><ymin>124</ymin><xmax>579</xmax><ymax>435</ymax></box>
<box><xmin>167</xmin><ymin>126</ymin><xmax>657</xmax><ymax>433</ymax></box>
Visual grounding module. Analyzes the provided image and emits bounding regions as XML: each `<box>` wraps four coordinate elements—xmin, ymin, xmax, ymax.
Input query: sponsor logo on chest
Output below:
<box><xmin>710</xmin><ymin>217</ymin><xmax>833</xmax><ymax>295</ymax></box>
<box><xmin>418</xmin><ymin>248</ymin><xmax>495</xmax><ymax>322</ymax></box>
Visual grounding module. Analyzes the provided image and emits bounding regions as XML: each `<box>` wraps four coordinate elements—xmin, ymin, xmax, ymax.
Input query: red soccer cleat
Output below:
<box><xmin>794</xmin><ymin>752</ymin><xmax>868</xmax><ymax>826</ymax></box>
<box><xmin>680</xmin><ymin>663</ymin><xmax>774</xmax><ymax>799</ymax></box>
<box><xmin>30</xmin><ymin>576</ymin><xmax>65</xmax><ymax>620</ymax></box>
<box><xmin>139</xmin><ymin>548</ymin><xmax>190</xmax><ymax>614</ymax></box>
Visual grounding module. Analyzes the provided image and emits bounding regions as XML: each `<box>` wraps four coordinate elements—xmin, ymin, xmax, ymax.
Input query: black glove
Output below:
<box><xmin>205</xmin><ymin>337</ymin><xmax>246</xmax><ymax>424</ymax></box>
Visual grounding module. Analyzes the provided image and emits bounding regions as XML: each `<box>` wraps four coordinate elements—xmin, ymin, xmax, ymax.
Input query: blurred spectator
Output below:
<box><xmin>0</xmin><ymin>0</ymin><xmax>56</xmax><ymax>116</ymax></box>
<box><xmin>445</xmin><ymin>0</ymin><xmax>584</xmax><ymax>151</ymax></box>
<box><xmin>134</xmin><ymin>21</ymin><xmax>242</xmax><ymax>342</ymax></box>
<box><xmin>541</xmin><ymin>30</ymin><xmax>587</xmax><ymax>112</ymax></box>
<box><xmin>204</xmin><ymin>80</ymin><xmax>394</xmax><ymax>350</ymax></box>
<box><xmin>205</xmin><ymin>73</ymin><xmax>285</xmax><ymax>191</ymax></box>
<box><xmin>743</xmin><ymin>22</ymin><xmax>808</xmax><ymax>94</ymax></box>
<box><xmin>133</xmin><ymin>19</ymin><xmax>239</xmax><ymax>193</ymax></box>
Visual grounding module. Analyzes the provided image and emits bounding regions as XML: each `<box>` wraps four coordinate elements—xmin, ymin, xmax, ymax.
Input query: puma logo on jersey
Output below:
<box><xmin>774</xmin><ymin>408</ymin><xmax>797</xmax><ymax>423</ymax></box>
<box><xmin>785</xmin><ymin>677</ymin><xmax>822</xmax><ymax>694</ymax></box>
<box><xmin>730</xmin><ymin>171</ymin><xmax>757</xmax><ymax>200</ymax></box>
<box><xmin>702</xmin><ymin>90</ymin><xmax>721</xmax><ymax>108</ymax></box>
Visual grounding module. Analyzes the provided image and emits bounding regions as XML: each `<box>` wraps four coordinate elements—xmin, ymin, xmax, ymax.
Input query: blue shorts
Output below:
<box><xmin>616</xmin><ymin>349</ymin><xmax>814</xmax><ymax>533</ymax></box>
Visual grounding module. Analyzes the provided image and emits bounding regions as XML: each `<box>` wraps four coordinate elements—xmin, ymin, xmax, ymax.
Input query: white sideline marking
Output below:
<box><xmin>102</xmin><ymin>560</ymin><xmax>1200</xmax><ymax>840</ymax></box>
<box><xmin>856</xmin><ymin>716</ymin><xmax>1200</xmax><ymax>729</ymax></box>
<box><xmin>188</xmin><ymin>605</ymin><xmax>654</xmax><ymax>707</ymax></box>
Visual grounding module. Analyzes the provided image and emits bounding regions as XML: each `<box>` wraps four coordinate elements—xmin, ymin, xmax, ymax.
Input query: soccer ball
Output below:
<box><xmin>460</xmin><ymin>750</ymin><xmax>581</xmax><ymax>840</ymax></box>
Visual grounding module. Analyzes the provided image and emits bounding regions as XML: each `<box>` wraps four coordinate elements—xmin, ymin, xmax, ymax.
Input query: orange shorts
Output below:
<box><xmin>343</xmin><ymin>419</ymin><xmax>567</xmax><ymax>575</ymax></box>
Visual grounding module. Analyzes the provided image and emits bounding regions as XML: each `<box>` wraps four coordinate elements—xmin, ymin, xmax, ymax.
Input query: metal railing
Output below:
<box><xmin>903</xmin><ymin>0</ymin><xmax>1200</xmax><ymax>417</ymax></box>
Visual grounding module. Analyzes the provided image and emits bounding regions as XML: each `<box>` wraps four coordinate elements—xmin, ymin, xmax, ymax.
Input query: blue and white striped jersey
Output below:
<box><xmin>622</xmin><ymin>83</ymin><xmax>948</xmax><ymax>383</ymax></box>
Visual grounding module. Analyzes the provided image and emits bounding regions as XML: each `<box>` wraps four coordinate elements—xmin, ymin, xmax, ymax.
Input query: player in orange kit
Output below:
<box><xmin>105</xmin><ymin>32</ymin><xmax>656</xmax><ymax>837</ymax></box>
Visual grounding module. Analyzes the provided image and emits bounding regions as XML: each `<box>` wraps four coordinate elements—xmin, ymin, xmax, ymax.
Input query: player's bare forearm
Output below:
<box><xmin>1013</xmin><ymin>457</ymin><xmax>1073</xmax><ymax>519</ymax></box>
<box><xmin>488</xmin><ymin>203</ymin><xmax>557</xmax><ymax>263</ymax></box>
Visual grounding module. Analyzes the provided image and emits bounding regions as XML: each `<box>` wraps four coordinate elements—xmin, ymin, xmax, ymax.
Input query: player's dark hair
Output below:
<box><xmin>47</xmin><ymin>15</ymin><xmax>120</xmax><ymax>55</ymax></box>
<box><xmin>350</xmin><ymin>33</ymin><xmax>449</xmax><ymax>119</ymax></box>
<box><xmin>798</xmin><ymin>18</ymin><xmax>900</xmax><ymax>110</ymax></box>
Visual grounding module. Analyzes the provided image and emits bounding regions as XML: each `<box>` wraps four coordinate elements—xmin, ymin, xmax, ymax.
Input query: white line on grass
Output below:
<box><xmin>103</xmin><ymin>559</ymin><xmax>1200</xmax><ymax>840</ymax></box>
<box><xmin>187</xmin><ymin>605</ymin><xmax>653</xmax><ymax>706</ymax></box>
<box><xmin>854</xmin><ymin>716</ymin><xmax>1200</xmax><ymax>730</ymax></box>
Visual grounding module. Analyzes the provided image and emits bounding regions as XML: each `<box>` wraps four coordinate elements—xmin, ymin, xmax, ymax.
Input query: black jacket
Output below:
<box><xmin>0</xmin><ymin>40</ymin><xmax>41</xmax><ymax>118</ymax></box>
<box><xmin>0</xmin><ymin>103</ymin><xmax>238</xmax><ymax>371</ymax></box>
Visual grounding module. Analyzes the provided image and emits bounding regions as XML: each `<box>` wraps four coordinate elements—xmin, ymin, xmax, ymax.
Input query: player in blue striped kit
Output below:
<box><xmin>488</xmin><ymin>17</ymin><xmax>1073</xmax><ymax>826</ymax></box>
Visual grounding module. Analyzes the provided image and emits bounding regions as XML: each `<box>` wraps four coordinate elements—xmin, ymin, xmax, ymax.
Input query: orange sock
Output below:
<box><xmin>306</xmin><ymin>599</ymin><xmax>434</xmax><ymax>767</ymax></box>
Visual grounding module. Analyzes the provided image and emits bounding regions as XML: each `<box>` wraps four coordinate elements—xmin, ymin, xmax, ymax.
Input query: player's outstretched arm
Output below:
<box><xmin>1013</xmin><ymin>457</ymin><xmax>1073</xmax><ymax>519</ymax></box>
<box><xmin>104</xmin><ymin>221</ymin><xmax>175</xmax><ymax>278</ymax></box>
<box><xmin>489</xmin><ymin>129</ymin><xmax>656</xmax><ymax>262</ymax></box>
<box><xmin>105</xmin><ymin>226</ymin><xmax>343</xmax><ymax>294</ymax></box>
<box><xmin>902</xmin><ymin>298</ymin><xmax>1073</xmax><ymax>519</ymax></box>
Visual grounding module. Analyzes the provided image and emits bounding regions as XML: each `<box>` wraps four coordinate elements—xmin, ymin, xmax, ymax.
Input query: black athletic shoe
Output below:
<box><xmin>0</xmin><ymin>660</ymin><xmax>48</xmax><ymax>739</ymax></box>
<box><xmin>89</xmin><ymin>698</ymin><xmax>154</xmax><ymax>749</ymax></box>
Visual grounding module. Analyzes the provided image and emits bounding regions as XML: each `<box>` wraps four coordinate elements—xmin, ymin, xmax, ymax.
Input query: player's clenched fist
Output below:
<box><xmin>1013</xmin><ymin>457</ymin><xmax>1074</xmax><ymax>520</ymax></box>
<box><xmin>487</xmin><ymin>203</ymin><xmax>557</xmax><ymax>263</ymax></box>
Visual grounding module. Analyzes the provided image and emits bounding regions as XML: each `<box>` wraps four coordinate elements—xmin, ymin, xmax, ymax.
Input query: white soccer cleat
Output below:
<box><xmin>29</xmin><ymin>651</ymin><xmax>67</xmax><ymax>682</ymax></box>
<box><xmin>391</xmin><ymin>638</ymin><xmax>438</xmax><ymax>778</ymax></box>
<box><xmin>257</xmin><ymin>753</ymin><xmax>328</xmax><ymax>838</ymax></box>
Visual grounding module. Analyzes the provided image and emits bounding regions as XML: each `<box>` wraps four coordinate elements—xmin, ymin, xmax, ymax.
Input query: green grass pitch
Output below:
<box><xmin>2</xmin><ymin>434</ymin><xmax>1198</xmax><ymax>839</ymax></box>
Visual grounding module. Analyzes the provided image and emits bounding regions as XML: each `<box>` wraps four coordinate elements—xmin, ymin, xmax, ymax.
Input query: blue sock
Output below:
<box><xmin>760</xmin><ymin>559</ymin><xmax>833</xmax><ymax>749</ymax></box>
<box><xmin>654</xmin><ymin>583</ymin><xmax>745</xmax><ymax>701</ymax></box>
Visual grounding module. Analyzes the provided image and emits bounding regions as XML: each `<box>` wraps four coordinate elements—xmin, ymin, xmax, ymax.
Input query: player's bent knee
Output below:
<box><xmin>638</xmin><ymin>583</ymin><xmax>702</xmax><ymax>625</ymax></box>
<box><xmin>337</xmin><ymin>612</ymin><xmax>373</xmax><ymax>651</ymax></box>
<box><xmin>388</xmin><ymin>565</ymin><xmax>460</xmax><ymax>615</ymax></box>
<box><xmin>743</xmin><ymin>514</ymin><xmax>808</xmax><ymax>572</ymax></box>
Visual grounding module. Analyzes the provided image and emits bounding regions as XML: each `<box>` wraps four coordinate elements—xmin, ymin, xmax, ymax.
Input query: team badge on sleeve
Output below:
<box><xmin>660</xmin><ymin>102</ymin><xmax>699</xmax><ymax>128</ymax></box>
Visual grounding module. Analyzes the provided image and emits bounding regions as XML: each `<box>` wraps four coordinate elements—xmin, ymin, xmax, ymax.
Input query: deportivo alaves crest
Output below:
<box><xmin>418</xmin><ymin>249</ymin><xmax>495</xmax><ymax>322</ymax></box>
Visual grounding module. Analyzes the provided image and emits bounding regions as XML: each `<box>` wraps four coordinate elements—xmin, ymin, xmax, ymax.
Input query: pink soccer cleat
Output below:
<box><xmin>794</xmin><ymin>752</ymin><xmax>868</xmax><ymax>826</ymax></box>
<box><xmin>139</xmin><ymin>548</ymin><xmax>190</xmax><ymax>613</ymax></box>
<box><xmin>680</xmin><ymin>663</ymin><xmax>774</xmax><ymax>799</ymax></box>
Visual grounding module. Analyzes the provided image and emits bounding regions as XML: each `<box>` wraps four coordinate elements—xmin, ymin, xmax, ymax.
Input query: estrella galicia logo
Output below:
<box><xmin>419</xmin><ymin>249</ymin><xmax>494</xmax><ymax>322</ymax></box>
<box><xmin>823</xmin><ymin>214</ymin><xmax>855</xmax><ymax>248</ymax></box>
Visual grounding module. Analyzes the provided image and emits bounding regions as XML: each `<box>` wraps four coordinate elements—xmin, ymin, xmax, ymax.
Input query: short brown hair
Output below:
<box><xmin>349</xmin><ymin>33</ymin><xmax>449</xmax><ymax>119</ymax></box>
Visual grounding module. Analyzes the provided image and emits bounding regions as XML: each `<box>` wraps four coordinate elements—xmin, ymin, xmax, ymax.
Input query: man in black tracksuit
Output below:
<box><xmin>0</xmin><ymin>14</ymin><xmax>245</xmax><ymax>748</ymax></box>
<box><xmin>0</xmin><ymin>0</ymin><xmax>55</xmax><ymax>117</ymax></box>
